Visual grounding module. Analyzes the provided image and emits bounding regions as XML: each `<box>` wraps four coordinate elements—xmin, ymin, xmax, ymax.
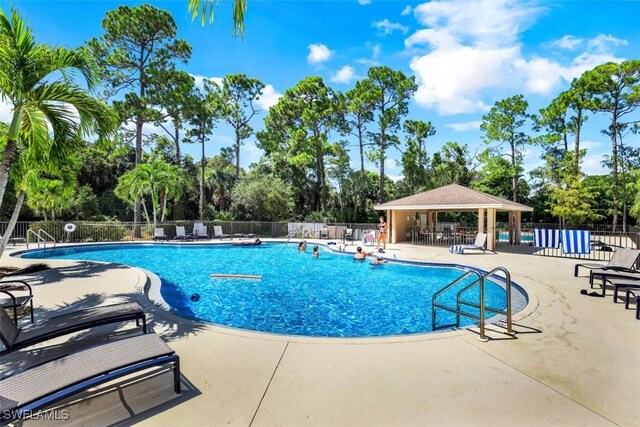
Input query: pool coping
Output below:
<box><xmin>13</xmin><ymin>240</ymin><xmax>536</xmax><ymax>344</ymax></box>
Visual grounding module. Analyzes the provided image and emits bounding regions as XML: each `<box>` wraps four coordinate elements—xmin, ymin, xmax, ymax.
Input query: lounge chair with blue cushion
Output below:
<box><xmin>449</xmin><ymin>233</ymin><xmax>488</xmax><ymax>254</ymax></box>
<box><xmin>0</xmin><ymin>302</ymin><xmax>146</xmax><ymax>356</ymax></box>
<box><xmin>0</xmin><ymin>333</ymin><xmax>180</xmax><ymax>422</ymax></box>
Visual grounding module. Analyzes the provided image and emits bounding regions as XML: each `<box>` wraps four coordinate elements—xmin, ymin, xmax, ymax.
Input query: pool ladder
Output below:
<box><xmin>26</xmin><ymin>229</ymin><xmax>57</xmax><ymax>250</ymax></box>
<box><xmin>432</xmin><ymin>267</ymin><xmax>515</xmax><ymax>342</ymax></box>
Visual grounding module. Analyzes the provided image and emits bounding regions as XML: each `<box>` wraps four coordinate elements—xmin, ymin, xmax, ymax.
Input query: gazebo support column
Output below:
<box><xmin>515</xmin><ymin>211</ymin><xmax>521</xmax><ymax>244</ymax></box>
<box><xmin>478</xmin><ymin>208</ymin><xmax>485</xmax><ymax>233</ymax></box>
<box><xmin>390</xmin><ymin>209</ymin><xmax>397</xmax><ymax>244</ymax></box>
<box><xmin>487</xmin><ymin>208</ymin><xmax>496</xmax><ymax>251</ymax></box>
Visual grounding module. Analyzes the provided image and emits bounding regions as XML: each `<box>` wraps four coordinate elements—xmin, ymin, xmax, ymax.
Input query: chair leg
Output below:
<box><xmin>141</xmin><ymin>315</ymin><xmax>147</xmax><ymax>334</ymax></box>
<box><xmin>173</xmin><ymin>357</ymin><xmax>181</xmax><ymax>393</ymax></box>
<box><xmin>29</xmin><ymin>298</ymin><xmax>34</xmax><ymax>323</ymax></box>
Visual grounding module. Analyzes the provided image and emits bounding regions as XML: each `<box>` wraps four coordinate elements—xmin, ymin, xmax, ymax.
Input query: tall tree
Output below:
<box><xmin>257</xmin><ymin>76</ymin><xmax>342</xmax><ymax>213</ymax></box>
<box><xmin>216</xmin><ymin>74</ymin><xmax>264</xmax><ymax>180</ymax></box>
<box><xmin>186</xmin><ymin>84</ymin><xmax>219</xmax><ymax>220</ymax></box>
<box><xmin>399</xmin><ymin>120</ymin><xmax>435</xmax><ymax>194</ymax></box>
<box><xmin>0</xmin><ymin>8</ymin><xmax>115</xmax><ymax>210</ymax></box>
<box><xmin>359</xmin><ymin>66</ymin><xmax>417</xmax><ymax>203</ymax></box>
<box><xmin>583</xmin><ymin>60</ymin><xmax>640</xmax><ymax>226</ymax></box>
<box><xmin>148</xmin><ymin>70</ymin><xmax>196</xmax><ymax>165</ymax></box>
<box><xmin>86</xmin><ymin>4</ymin><xmax>191</xmax><ymax>228</ymax></box>
<box><xmin>480</xmin><ymin>94</ymin><xmax>531</xmax><ymax>202</ymax></box>
<box><xmin>343</xmin><ymin>82</ymin><xmax>375</xmax><ymax>174</ymax></box>
<box><xmin>429</xmin><ymin>142</ymin><xmax>473</xmax><ymax>188</ymax></box>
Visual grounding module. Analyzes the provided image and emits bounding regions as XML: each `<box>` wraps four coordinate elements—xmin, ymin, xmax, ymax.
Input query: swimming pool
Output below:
<box><xmin>20</xmin><ymin>243</ymin><xmax>521</xmax><ymax>338</ymax></box>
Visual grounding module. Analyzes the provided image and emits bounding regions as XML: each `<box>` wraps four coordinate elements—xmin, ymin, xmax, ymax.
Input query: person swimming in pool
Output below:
<box><xmin>371</xmin><ymin>256</ymin><xmax>387</xmax><ymax>265</ymax></box>
<box><xmin>298</xmin><ymin>240</ymin><xmax>307</xmax><ymax>251</ymax></box>
<box><xmin>312</xmin><ymin>245</ymin><xmax>319</xmax><ymax>258</ymax></box>
<box><xmin>354</xmin><ymin>246</ymin><xmax>373</xmax><ymax>260</ymax></box>
<box><xmin>232</xmin><ymin>238</ymin><xmax>261</xmax><ymax>246</ymax></box>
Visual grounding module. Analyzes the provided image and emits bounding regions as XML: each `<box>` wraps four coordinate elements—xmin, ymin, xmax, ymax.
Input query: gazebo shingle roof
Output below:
<box><xmin>374</xmin><ymin>184</ymin><xmax>533</xmax><ymax>212</ymax></box>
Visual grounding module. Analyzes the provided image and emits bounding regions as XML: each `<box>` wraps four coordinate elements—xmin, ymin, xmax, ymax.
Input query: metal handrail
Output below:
<box><xmin>455</xmin><ymin>267</ymin><xmax>514</xmax><ymax>335</ymax></box>
<box><xmin>432</xmin><ymin>270</ymin><xmax>484</xmax><ymax>335</ymax></box>
<box><xmin>432</xmin><ymin>267</ymin><xmax>514</xmax><ymax>341</ymax></box>
<box><xmin>37</xmin><ymin>229</ymin><xmax>56</xmax><ymax>250</ymax></box>
<box><xmin>26</xmin><ymin>229</ymin><xmax>43</xmax><ymax>249</ymax></box>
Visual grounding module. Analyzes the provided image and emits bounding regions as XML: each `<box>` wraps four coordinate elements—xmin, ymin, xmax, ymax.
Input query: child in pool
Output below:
<box><xmin>312</xmin><ymin>246</ymin><xmax>319</xmax><ymax>258</ymax></box>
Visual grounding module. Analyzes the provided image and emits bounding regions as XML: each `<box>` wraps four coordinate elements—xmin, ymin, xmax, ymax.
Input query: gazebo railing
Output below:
<box><xmin>410</xmin><ymin>226</ymin><xmax>480</xmax><ymax>247</ymax></box>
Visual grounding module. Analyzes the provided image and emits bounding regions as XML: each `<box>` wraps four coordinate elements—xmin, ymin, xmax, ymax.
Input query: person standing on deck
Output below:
<box><xmin>376</xmin><ymin>216</ymin><xmax>387</xmax><ymax>251</ymax></box>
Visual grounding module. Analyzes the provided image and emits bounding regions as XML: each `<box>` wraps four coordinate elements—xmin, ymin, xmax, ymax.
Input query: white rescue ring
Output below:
<box><xmin>64</xmin><ymin>223</ymin><xmax>77</xmax><ymax>233</ymax></box>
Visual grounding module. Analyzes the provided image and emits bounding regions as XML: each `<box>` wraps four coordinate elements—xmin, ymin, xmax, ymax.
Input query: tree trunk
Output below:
<box><xmin>573</xmin><ymin>109</ymin><xmax>582</xmax><ymax>178</ymax></box>
<box><xmin>235</xmin><ymin>134</ymin><xmax>241</xmax><ymax>180</ymax></box>
<box><xmin>511</xmin><ymin>139</ymin><xmax>517</xmax><ymax>202</ymax></box>
<box><xmin>358</xmin><ymin>126</ymin><xmax>365</xmax><ymax>174</ymax></box>
<box><xmin>200</xmin><ymin>137</ymin><xmax>205</xmax><ymax>220</ymax></box>
<box><xmin>161</xmin><ymin>189</ymin><xmax>168</xmax><ymax>222</ymax></box>
<box><xmin>611</xmin><ymin>116</ymin><xmax>619</xmax><ymax>227</ymax></box>
<box><xmin>378</xmin><ymin>132</ymin><xmax>386</xmax><ymax>204</ymax></box>
<box><xmin>0</xmin><ymin>109</ymin><xmax>24</xmax><ymax>210</ymax></box>
<box><xmin>174</xmin><ymin>119</ymin><xmax>181</xmax><ymax>165</ymax></box>
<box><xmin>0</xmin><ymin>190</ymin><xmax>25</xmax><ymax>257</ymax></box>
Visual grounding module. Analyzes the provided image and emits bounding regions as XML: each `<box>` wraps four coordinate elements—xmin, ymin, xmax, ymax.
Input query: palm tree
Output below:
<box><xmin>0</xmin><ymin>8</ymin><xmax>116</xmax><ymax>210</ymax></box>
<box><xmin>0</xmin><ymin>140</ymin><xmax>77</xmax><ymax>256</ymax></box>
<box><xmin>187</xmin><ymin>0</ymin><xmax>247</xmax><ymax>37</ymax></box>
<box><xmin>115</xmin><ymin>159</ymin><xmax>184</xmax><ymax>230</ymax></box>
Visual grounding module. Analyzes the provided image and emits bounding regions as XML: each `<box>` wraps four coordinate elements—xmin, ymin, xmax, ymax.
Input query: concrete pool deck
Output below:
<box><xmin>1</xmin><ymin>241</ymin><xmax>638</xmax><ymax>426</ymax></box>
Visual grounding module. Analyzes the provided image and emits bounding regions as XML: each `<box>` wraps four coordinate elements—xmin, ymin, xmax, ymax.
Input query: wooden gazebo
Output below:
<box><xmin>374</xmin><ymin>184</ymin><xmax>533</xmax><ymax>251</ymax></box>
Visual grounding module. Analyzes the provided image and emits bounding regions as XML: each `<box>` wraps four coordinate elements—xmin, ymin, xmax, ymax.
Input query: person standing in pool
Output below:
<box><xmin>312</xmin><ymin>245</ymin><xmax>319</xmax><ymax>258</ymax></box>
<box><xmin>354</xmin><ymin>246</ymin><xmax>373</xmax><ymax>260</ymax></box>
<box><xmin>376</xmin><ymin>216</ymin><xmax>387</xmax><ymax>251</ymax></box>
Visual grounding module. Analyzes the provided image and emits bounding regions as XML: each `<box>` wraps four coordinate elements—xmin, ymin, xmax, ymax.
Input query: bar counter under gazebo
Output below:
<box><xmin>374</xmin><ymin>184</ymin><xmax>533</xmax><ymax>251</ymax></box>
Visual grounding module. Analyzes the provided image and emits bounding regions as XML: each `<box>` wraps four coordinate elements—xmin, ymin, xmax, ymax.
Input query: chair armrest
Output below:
<box><xmin>0</xmin><ymin>280</ymin><xmax>33</xmax><ymax>295</ymax></box>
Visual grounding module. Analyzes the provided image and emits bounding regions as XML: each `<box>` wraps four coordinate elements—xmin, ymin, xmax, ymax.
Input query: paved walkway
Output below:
<box><xmin>1</xmin><ymin>242</ymin><xmax>638</xmax><ymax>426</ymax></box>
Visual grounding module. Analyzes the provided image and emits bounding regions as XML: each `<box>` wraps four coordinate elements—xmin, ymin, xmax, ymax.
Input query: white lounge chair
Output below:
<box><xmin>174</xmin><ymin>226</ymin><xmax>189</xmax><ymax>241</ymax></box>
<box><xmin>212</xmin><ymin>225</ymin><xmax>231</xmax><ymax>240</ymax></box>
<box><xmin>449</xmin><ymin>233</ymin><xmax>488</xmax><ymax>254</ymax></box>
<box><xmin>152</xmin><ymin>228</ymin><xmax>168</xmax><ymax>241</ymax></box>
<box><xmin>195</xmin><ymin>225</ymin><xmax>210</xmax><ymax>240</ymax></box>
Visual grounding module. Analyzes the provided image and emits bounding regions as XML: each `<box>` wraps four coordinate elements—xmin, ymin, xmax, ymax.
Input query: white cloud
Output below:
<box><xmin>331</xmin><ymin>66</ymin><xmax>356</xmax><ymax>84</ymax></box>
<box><xmin>0</xmin><ymin>99</ymin><xmax>13</xmax><ymax>124</ymax></box>
<box><xmin>255</xmin><ymin>84</ymin><xmax>282</xmax><ymax>110</ymax></box>
<box><xmin>513</xmin><ymin>57</ymin><xmax>565</xmax><ymax>96</ymax></box>
<box><xmin>358</xmin><ymin>0</ymin><xmax>371</xmax><ymax>5</ymax></box>
<box><xmin>307</xmin><ymin>44</ymin><xmax>334</xmax><ymax>64</ymax></box>
<box><xmin>546</xmin><ymin>35</ymin><xmax>583</xmax><ymax>50</ymax></box>
<box><xmin>401</xmin><ymin>5</ymin><xmax>412</xmax><ymax>16</ymax></box>
<box><xmin>372</xmin><ymin>44</ymin><xmax>381</xmax><ymax>59</ymax></box>
<box><xmin>191</xmin><ymin>74</ymin><xmax>223</xmax><ymax>91</ymax></box>
<box><xmin>357</xmin><ymin>43</ymin><xmax>381</xmax><ymax>66</ymax></box>
<box><xmin>406</xmin><ymin>0</ymin><xmax>627</xmax><ymax>115</ymax></box>
<box><xmin>446</xmin><ymin>121</ymin><xmax>482</xmax><ymax>131</ymax></box>
<box><xmin>581</xmin><ymin>140</ymin><xmax>604</xmax><ymax>151</ymax></box>
<box><xmin>582</xmin><ymin>153</ymin><xmax>608</xmax><ymax>175</ymax></box>
<box><xmin>587</xmin><ymin>34</ymin><xmax>628</xmax><ymax>53</ymax></box>
<box><xmin>373</xmin><ymin>19</ymin><xmax>409</xmax><ymax>35</ymax></box>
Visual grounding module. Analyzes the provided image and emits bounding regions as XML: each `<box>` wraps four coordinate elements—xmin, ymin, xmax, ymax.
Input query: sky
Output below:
<box><xmin>1</xmin><ymin>0</ymin><xmax>639</xmax><ymax>180</ymax></box>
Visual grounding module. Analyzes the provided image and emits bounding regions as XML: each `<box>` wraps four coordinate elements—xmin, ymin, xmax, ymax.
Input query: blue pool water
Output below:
<box><xmin>21</xmin><ymin>243</ymin><xmax>510</xmax><ymax>337</ymax></box>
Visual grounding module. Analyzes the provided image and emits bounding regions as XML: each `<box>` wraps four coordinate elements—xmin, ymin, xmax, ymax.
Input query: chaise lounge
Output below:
<box><xmin>0</xmin><ymin>333</ymin><xmax>180</xmax><ymax>422</ymax></box>
<box><xmin>574</xmin><ymin>248</ymin><xmax>639</xmax><ymax>277</ymax></box>
<box><xmin>0</xmin><ymin>302</ymin><xmax>146</xmax><ymax>355</ymax></box>
<box><xmin>449</xmin><ymin>233</ymin><xmax>488</xmax><ymax>254</ymax></box>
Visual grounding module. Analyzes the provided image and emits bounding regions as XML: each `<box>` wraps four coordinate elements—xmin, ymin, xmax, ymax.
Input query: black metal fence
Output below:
<box><xmin>2</xmin><ymin>220</ymin><xmax>638</xmax><ymax>265</ymax></box>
